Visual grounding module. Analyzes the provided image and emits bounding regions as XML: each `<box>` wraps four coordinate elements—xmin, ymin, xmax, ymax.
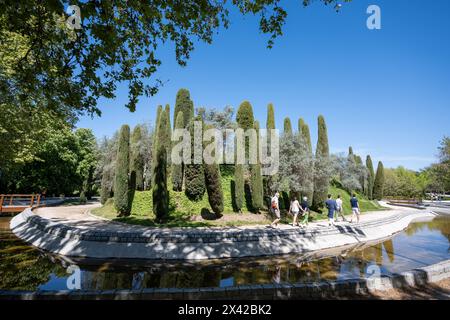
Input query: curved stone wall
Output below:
<box><xmin>10</xmin><ymin>208</ymin><xmax>436</xmax><ymax>260</ymax></box>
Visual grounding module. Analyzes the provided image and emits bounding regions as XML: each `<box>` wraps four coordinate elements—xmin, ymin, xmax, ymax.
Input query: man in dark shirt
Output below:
<box><xmin>350</xmin><ymin>194</ymin><xmax>361</xmax><ymax>224</ymax></box>
<box><xmin>325</xmin><ymin>194</ymin><xmax>337</xmax><ymax>226</ymax></box>
<box><xmin>300</xmin><ymin>196</ymin><xmax>310</xmax><ymax>227</ymax></box>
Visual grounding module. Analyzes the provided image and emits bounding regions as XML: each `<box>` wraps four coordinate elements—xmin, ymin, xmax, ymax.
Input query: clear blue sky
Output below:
<box><xmin>77</xmin><ymin>0</ymin><xmax>450</xmax><ymax>171</ymax></box>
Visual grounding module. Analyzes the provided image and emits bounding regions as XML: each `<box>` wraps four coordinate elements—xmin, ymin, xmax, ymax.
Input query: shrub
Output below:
<box><xmin>373</xmin><ymin>161</ymin><xmax>385</xmax><ymax>200</ymax></box>
<box><xmin>114</xmin><ymin>124</ymin><xmax>132</xmax><ymax>216</ymax></box>
<box><xmin>312</xmin><ymin>115</ymin><xmax>330</xmax><ymax>210</ymax></box>
<box><xmin>184</xmin><ymin>116</ymin><xmax>205</xmax><ymax>201</ymax></box>
<box><xmin>203</xmin><ymin>125</ymin><xmax>224</xmax><ymax>215</ymax></box>
<box><xmin>130</xmin><ymin>125</ymin><xmax>144</xmax><ymax>190</ymax></box>
<box><xmin>172</xmin><ymin>111</ymin><xmax>185</xmax><ymax>191</ymax></box>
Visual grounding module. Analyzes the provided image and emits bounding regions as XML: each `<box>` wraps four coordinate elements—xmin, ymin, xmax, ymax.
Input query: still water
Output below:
<box><xmin>0</xmin><ymin>215</ymin><xmax>449</xmax><ymax>291</ymax></box>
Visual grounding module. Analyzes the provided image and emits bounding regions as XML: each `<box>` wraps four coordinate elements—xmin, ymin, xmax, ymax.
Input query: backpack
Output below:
<box><xmin>271</xmin><ymin>199</ymin><xmax>277</xmax><ymax>209</ymax></box>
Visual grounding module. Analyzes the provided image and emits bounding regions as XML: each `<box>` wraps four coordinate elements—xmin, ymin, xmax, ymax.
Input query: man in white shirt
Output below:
<box><xmin>335</xmin><ymin>195</ymin><xmax>347</xmax><ymax>222</ymax></box>
<box><xmin>290</xmin><ymin>196</ymin><xmax>301</xmax><ymax>227</ymax></box>
<box><xmin>270</xmin><ymin>192</ymin><xmax>281</xmax><ymax>228</ymax></box>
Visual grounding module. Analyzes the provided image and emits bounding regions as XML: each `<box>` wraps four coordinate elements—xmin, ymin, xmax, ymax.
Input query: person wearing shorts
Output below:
<box><xmin>300</xmin><ymin>196</ymin><xmax>310</xmax><ymax>227</ymax></box>
<box><xmin>270</xmin><ymin>192</ymin><xmax>281</xmax><ymax>228</ymax></box>
<box><xmin>325</xmin><ymin>194</ymin><xmax>337</xmax><ymax>226</ymax></box>
<box><xmin>350</xmin><ymin>194</ymin><xmax>360</xmax><ymax>223</ymax></box>
<box><xmin>335</xmin><ymin>195</ymin><xmax>347</xmax><ymax>222</ymax></box>
<box><xmin>290</xmin><ymin>196</ymin><xmax>301</xmax><ymax>227</ymax></box>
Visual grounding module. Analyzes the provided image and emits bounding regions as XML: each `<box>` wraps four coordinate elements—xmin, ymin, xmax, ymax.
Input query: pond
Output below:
<box><xmin>0</xmin><ymin>215</ymin><xmax>449</xmax><ymax>291</ymax></box>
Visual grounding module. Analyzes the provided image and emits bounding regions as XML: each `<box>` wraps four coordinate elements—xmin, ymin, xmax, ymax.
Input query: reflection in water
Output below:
<box><xmin>0</xmin><ymin>216</ymin><xmax>449</xmax><ymax>291</ymax></box>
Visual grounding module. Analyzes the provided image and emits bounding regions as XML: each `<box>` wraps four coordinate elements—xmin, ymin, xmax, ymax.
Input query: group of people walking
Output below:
<box><xmin>269</xmin><ymin>192</ymin><xmax>361</xmax><ymax>228</ymax></box>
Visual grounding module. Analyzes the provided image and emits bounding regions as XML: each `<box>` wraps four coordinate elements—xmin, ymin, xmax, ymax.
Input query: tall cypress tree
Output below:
<box><xmin>316</xmin><ymin>115</ymin><xmax>330</xmax><ymax>157</ymax></box>
<box><xmin>373</xmin><ymin>161</ymin><xmax>385</xmax><ymax>200</ymax></box>
<box><xmin>312</xmin><ymin>115</ymin><xmax>330</xmax><ymax>210</ymax></box>
<box><xmin>300</xmin><ymin>119</ymin><xmax>314</xmax><ymax>205</ymax></box>
<box><xmin>203</xmin><ymin>124</ymin><xmax>224</xmax><ymax>215</ymax></box>
<box><xmin>164</xmin><ymin>104</ymin><xmax>172</xmax><ymax>169</ymax></box>
<box><xmin>283</xmin><ymin>117</ymin><xmax>293</xmax><ymax>137</ymax></box>
<box><xmin>298</xmin><ymin>118</ymin><xmax>305</xmax><ymax>135</ymax></box>
<box><xmin>174</xmin><ymin>89</ymin><xmax>194</xmax><ymax>130</ymax></box>
<box><xmin>184</xmin><ymin>115</ymin><xmax>205</xmax><ymax>201</ymax></box>
<box><xmin>251</xmin><ymin>121</ymin><xmax>264</xmax><ymax>212</ymax></box>
<box><xmin>172</xmin><ymin>111</ymin><xmax>185</xmax><ymax>191</ymax></box>
<box><xmin>234</xmin><ymin>164</ymin><xmax>245</xmax><ymax>212</ymax></box>
<box><xmin>114</xmin><ymin>124</ymin><xmax>132</xmax><ymax>216</ymax></box>
<box><xmin>151</xmin><ymin>105</ymin><xmax>163</xmax><ymax>187</ymax></box>
<box><xmin>354</xmin><ymin>155</ymin><xmax>365</xmax><ymax>193</ymax></box>
<box><xmin>267</xmin><ymin>103</ymin><xmax>275</xmax><ymax>131</ymax></box>
<box><xmin>236</xmin><ymin>100</ymin><xmax>255</xmax><ymax>155</ymax></box>
<box><xmin>100</xmin><ymin>171</ymin><xmax>110</xmax><ymax>205</ymax></box>
<box><xmin>174</xmin><ymin>89</ymin><xmax>194</xmax><ymax>191</ymax></box>
<box><xmin>152</xmin><ymin>109</ymin><xmax>169</xmax><ymax>221</ymax></box>
<box><xmin>130</xmin><ymin>125</ymin><xmax>144</xmax><ymax>190</ymax></box>
<box><xmin>234</xmin><ymin>101</ymin><xmax>255</xmax><ymax>212</ymax></box>
<box><xmin>366</xmin><ymin>155</ymin><xmax>375</xmax><ymax>200</ymax></box>
<box><xmin>264</xmin><ymin>103</ymin><xmax>276</xmax><ymax>196</ymax></box>
<box><xmin>300</xmin><ymin>119</ymin><xmax>313</xmax><ymax>154</ymax></box>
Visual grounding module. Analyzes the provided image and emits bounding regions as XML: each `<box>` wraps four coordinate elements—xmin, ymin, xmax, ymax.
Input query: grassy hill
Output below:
<box><xmin>92</xmin><ymin>169</ymin><xmax>386</xmax><ymax>227</ymax></box>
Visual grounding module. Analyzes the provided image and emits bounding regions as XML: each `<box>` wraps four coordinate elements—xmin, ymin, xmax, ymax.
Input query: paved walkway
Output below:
<box><xmin>33</xmin><ymin>201</ymin><xmax>415</xmax><ymax>232</ymax></box>
<box><xmin>10</xmin><ymin>202</ymin><xmax>438</xmax><ymax>260</ymax></box>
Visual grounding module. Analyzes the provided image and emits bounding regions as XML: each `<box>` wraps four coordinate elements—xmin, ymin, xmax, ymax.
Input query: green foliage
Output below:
<box><xmin>100</xmin><ymin>171</ymin><xmax>110</xmax><ymax>205</ymax></box>
<box><xmin>174</xmin><ymin>89</ymin><xmax>194</xmax><ymax>129</ymax></box>
<box><xmin>250</xmin><ymin>121</ymin><xmax>264</xmax><ymax>211</ymax></box>
<box><xmin>79</xmin><ymin>190</ymin><xmax>87</xmax><ymax>204</ymax></box>
<box><xmin>300</xmin><ymin>120</ymin><xmax>312</xmax><ymax>154</ymax></box>
<box><xmin>313</xmin><ymin>115</ymin><xmax>331</xmax><ymax>209</ymax></box>
<box><xmin>315</xmin><ymin>115</ymin><xmax>330</xmax><ymax>157</ymax></box>
<box><xmin>152</xmin><ymin>105</ymin><xmax>163</xmax><ymax>187</ymax></box>
<box><xmin>264</xmin><ymin>103</ymin><xmax>276</xmax><ymax>196</ymax></box>
<box><xmin>74</xmin><ymin>129</ymin><xmax>98</xmax><ymax>199</ymax></box>
<box><xmin>0</xmin><ymin>116</ymin><xmax>99</xmax><ymax>196</ymax></box>
<box><xmin>114</xmin><ymin>125</ymin><xmax>132</xmax><ymax>216</ymax></box>
<box><xmin>234</xmin><ymin>164</ymin><xmax>245</xmax><ymax>212</ymax></box>
<box><xmin>130</xmin><ymin>125</ymin><xmax>145</xmax><ymax>190</ymax></box>
<box><xmin>128</xmin><ymin>170</ymin><xmax>137</xmax><ymax>210</ymax></box>
<box><xmin>197</xmin><ymin>106</ymin><xmax>235</xmax><ymax>131</ymax></box>
<box><xmin>283</xmin><ymin>117</ymin><xmax>293</xmax><ymax>137</ymax></box>
<box><xmin>184</xmin><ymin>116</ymin><xmax>205</xmax><ymax>201</ymax></box>
<box><xmin>0</xmin><ymin>2</ymin><xmax>343</xmax><ymax>115</ymax></box>
<box><xmin>152</xmin><ymin>148</ymin><xmax>169</xmax><ymax>221</ymax></box>
<box><xmin>383</xmin><ymin>167</ymin><xmax>426</xmax><ymax>199</ymax></box>
<box><xmin>236</xmin><ymin>101</ymin><xmax>255</xmax><ymax>130</ymax></box>
<box><xmin>203</xmin><ymin>125</ymin><xmax>224</xmax><ymax>215</ymax></box>
<box><xmin>152</xmin><ymin>109</ymin><xmax>170</xmax><ymax>221</ymax></box>
<box><xmin>275</xmin><ymin>131</ymin><xmax>314</xmax><ymax>205</ymax></box>
<box><xmin>328</xmin><ymin>185</ymin><xmax>383</xmax><ymax>214</ymax></box>
<box><xmin>97</xmin><ymin>132</ymin><xmax>119</xmax><ymax>201</ymax></box>
<box><xmin>373</xmin><ymin>161</ymin><xmax>385</xmax><ymax>200</ymax></box>
<box><xmin>172</xmin><ymin>111</ymin><xmax>185</xmax><ymax>191</ymax></box>
<box><xmin>348</xmin><ymin>146</ymin><xmax>354</xmax><ymax>157</ymax></box>
<box><xmin>267</xmin><ymin>103</ymin><xmax>275</xmax><ymax>130</ymax></box>
<box><xmin>164</xmin><ymin>104</ymin><xmax>172</xmax><ymax>167</ymax></box>
<box><xmin>422</xmin><ymin>137</ymin><xmax>450</xmax><ymax>193</ymax></box>
<box><xmin>235</xmin><ymin>101</ymin><xmax>255</xmax><ymax>211</ymax></box>
<box><xmin>298</xmin><ymin>119</ymin><xmax>314</xmax><ymax>203</ymax></box>
<box><xmin>366</xmin><ymin>155</ymin><xmax>375</xmax><ymax>199</ymax></box>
